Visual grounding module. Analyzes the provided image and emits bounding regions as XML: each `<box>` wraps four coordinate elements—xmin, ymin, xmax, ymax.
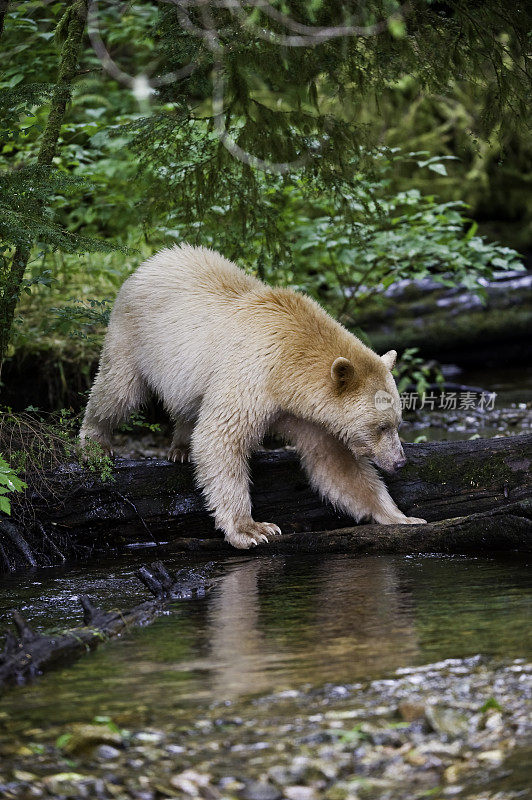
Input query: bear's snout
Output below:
<box><xmin>393</xmin><ymin>454</ymin><xmax>407</xmax><ymax>471</ymax></box>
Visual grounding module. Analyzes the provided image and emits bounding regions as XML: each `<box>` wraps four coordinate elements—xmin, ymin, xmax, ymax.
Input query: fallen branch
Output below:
<box><xmin>0</xmin><ymin>561</ymin><xmax>214</xmax><ymax>690</ymax></box>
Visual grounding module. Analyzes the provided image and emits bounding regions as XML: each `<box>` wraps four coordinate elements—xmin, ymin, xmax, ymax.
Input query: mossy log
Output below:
<box><xmin>0</xmin><ymin>561</ymin><xmax>214</xmax><ymax>690</ymax></box>
<box><xmin>356</xmin><ymin>272</ymin><xmax>531</xmax><ymax>363</ymax></box>
<box><xmin>1</xmin><ymin>434</ymin><xmax>530</xmax><ymax>572</ymax></box>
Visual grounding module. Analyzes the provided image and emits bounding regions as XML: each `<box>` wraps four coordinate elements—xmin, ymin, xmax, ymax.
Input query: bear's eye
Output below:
<box><xmin>378</xmin><ymin>423</ymin><xmax>392</xmax><ymax>434</ymax></box>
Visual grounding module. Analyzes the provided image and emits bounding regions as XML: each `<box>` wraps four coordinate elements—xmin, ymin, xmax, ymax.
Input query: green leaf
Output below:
<box><xmin>0</xmin><ymin>496</ymin><xmax>11</xmax><ymax>515</ymax></box>
<box><xmin>388</xmin><ymin>17</ymin><xmax>406</xmax><ymax>39</ymax></box>
<box><xmin>56</xmin><ymin>733</ymin><xmax>73</xmax><ymax>750</ymax></box>
<box><xmin>428</xmin><ymin>162</ymin><xmax>448</xmax><ymax>176</ymax></box>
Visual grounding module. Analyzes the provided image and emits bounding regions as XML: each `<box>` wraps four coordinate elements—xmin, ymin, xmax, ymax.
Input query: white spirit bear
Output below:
<box><xmin>80</xmin><ymin>244</ymin><xmax>426</xmax><ymax>548</ymax></box>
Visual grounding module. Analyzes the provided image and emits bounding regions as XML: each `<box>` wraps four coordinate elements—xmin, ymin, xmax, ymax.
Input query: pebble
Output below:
<box><xmin>166</xmin><ymin>744</ymin><xmax>186</xmax><ymax>755</ymax></box>
<box><xmin>477</xmin><ymin>749</ymin><xmax>504</xmax><ymax>764</ymax></box>
<box><xmin>131</xmin><ymin>731</ymin><xmax>165</xmax><ymax>744</ymax></box>
<box><xmin>284</xmin><ymin>787</ymin><xmax>317</xmax><ymax>800</ymax></box>
<box><xmin>42</xmin><ymin>772</ymin><xmax>92</xmax><ymax>796</ymax></box>
<box><xmin>219</xmin><ymin>776</ymin><xmax>246</xmax><ymax>792</ymax></box>
<box><xmin>483</xmin><ymin>711</ymin><xmax>503</xmax><ymax>731</ymax></box>
<box><xmin>425</xmin><ymin>705</ymin><xmax>470</xmax><ymax>737</ymax></box>
<box><xmin>12</xmin><ymin>770</ymin><xmax>36</xmax><ymax>782</ymax></box>
<box><xmin>398</xmin><ymin>701</ymin><xmax>426</xmax><ymax>722</ymax></box>
<box><xmin>95</xmin><ymin>744</ymin><xmax>122</xmax><ymax>761</ymax></box>
<box><xmin>240</xmin><ymin>780</ymin><xmax>282</xmax><ymax>800</ymax></box>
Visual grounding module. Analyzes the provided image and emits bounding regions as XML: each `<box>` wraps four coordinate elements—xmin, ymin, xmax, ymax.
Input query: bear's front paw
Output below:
<box><xmin>224</xmin><ymin>520</ymin><xmax>282</xmax><ymax>549</ymax></box>
<box><xmin>403</xmin><ymin>516</ymin><xmax>427</xmax><ymax>525</ymax></box>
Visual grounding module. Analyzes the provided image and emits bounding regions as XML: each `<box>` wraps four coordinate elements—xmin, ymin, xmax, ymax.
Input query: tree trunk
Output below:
<box><xmin>0</xmin><ymin>0</ymin><xmax>88</xmax><ymax>368</ymax></box>
<box><xmin>0</xmin><ymin>1</ymin><xmax>9</xmax><ymax>40</ymax></box>
<box><xmin>2</xmin><ymin>434</ymin><xmax>530</xmax><ymax>572</ymax></box>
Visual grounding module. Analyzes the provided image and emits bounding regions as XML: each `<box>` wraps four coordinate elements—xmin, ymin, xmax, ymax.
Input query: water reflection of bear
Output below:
<box><xmin>207</xmin><ymin>557</ymin><xmax>419</xmax><ymax>699</ymax></box>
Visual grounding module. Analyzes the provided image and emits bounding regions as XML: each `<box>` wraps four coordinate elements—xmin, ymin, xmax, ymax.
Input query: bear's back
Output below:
<box><xmin>124</xmin><ymin>243</ymin><xmax>258</xmax><ymax>308</ymax></box>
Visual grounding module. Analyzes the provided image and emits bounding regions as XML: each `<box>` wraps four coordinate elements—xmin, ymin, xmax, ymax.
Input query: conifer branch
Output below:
<box><xmin>0</xmin><ymin>0</ymin><xmax>88</xmax><ymax>369</ymax></box>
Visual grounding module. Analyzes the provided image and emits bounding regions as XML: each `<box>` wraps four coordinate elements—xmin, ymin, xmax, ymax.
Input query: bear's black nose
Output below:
<box><xmin>394</xmin><ymin>455</ymin><xmax>407</xmax><ymax>470</ymax></box>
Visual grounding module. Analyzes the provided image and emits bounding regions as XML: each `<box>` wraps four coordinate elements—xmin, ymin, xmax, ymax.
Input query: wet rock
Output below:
<box><xmin>231</xmin><ymin>741</ymin><xmax>270</xmax><ymax>752</ymax></box>
<box><xmin>240</xmin><ymin>780</ymin><xmax>282</xmax><ymax>800</ymax></box>
<box><xmin>62</xmin><ymin>724</ymin><xmax>123</xmax><ymax>755</ymax></box>
<box><xmin>398</xmin><ymin>701</ymin><xmax>426</xmax><ymax>722</ymax></box>
<box><xmin>166</xmin><ymin>744</ymin><xmax>186</xmax><ymax>755</ymax></box>
<box><xmin>418</xmin><ymin>740</ymin><xmax>463</xmax><ymax>759</ymax></box>
<box><xmin>286</xmin><ymin>756</ymin><xmax>335</xmax><ymax>783</ymax></box>
<box><xmin>323</xmin><ymin>784</ymin><xmax>351</xmax><ymax>800</ymax></box>
<box><xmin>131</xmin><ymin>731</ymin><xmax>165</xmax><ymax>745</ymax></box>
<box><xmin>425</xmin><ymin>705</ymin><xmax>470</xmax><ymax>737</ymax></box>
<box><xmin>443</xmin><ymin>764</ymin><xmax>467</xmax><ymax>784</ymax></box>
<box><xmin>170</xmin><ymin>769</ymin><xmax>220</xmax><ymax>799</ymax></box>
<box><xmin>482</xmin><ymin>710</ymin><xmax>503</xmax><ymax>731</ymax></box>
<box><xmin>42</xmin><ymin>772</ymin><xmax>92</xmax><ymax>797</ymax></box>
<box><xmin>284</xmin><ymin>787</ymin><xmax>317</xmax><ymax>800</ymax></box>
<box><xmin>12</xmin><ymin>770</ymin><xmax>37</xmax><ymax>782</ymax></box>
<box><xmin>404</xmin><ymin>748</ymin><xmax>427</xmax><ymax>767</ymax></box>
<box><xmin>94</xmin><ymin>744</ymin><xmax>121</xmax><ymax>760</ymax></box>
<box><xmin>267</xmin><ymin>766</ymin><xmax>292</xmax><ymax>785</ymax></box>
<box><xmin>219</xmin><ymin>776</ymin><xmax>246</xmax><ymax>792</ymax></box>
<box><xmin>105</xmin><ymin>781</ymin><xmax>127</xmax><ymax>798</ymax></box>
<box><xmin>477</xmin><ymin>749</ymin><xmax>504</xmax><ymax>764</ymax></box>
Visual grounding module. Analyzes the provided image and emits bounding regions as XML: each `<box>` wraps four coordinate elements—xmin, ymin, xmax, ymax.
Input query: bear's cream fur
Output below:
<box><xmin>80</xmin><ymin>244</ymin><xmax>426</xmax><ymax>548</ymax></box>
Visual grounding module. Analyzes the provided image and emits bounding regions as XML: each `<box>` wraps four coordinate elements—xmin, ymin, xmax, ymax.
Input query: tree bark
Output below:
<box><xmin>2</xmin><ymin>434</ymin><xmax>530</xmax><ymax>572</ymax></box>
<box><xmin>0</xmin><ymin>1</ymin><xmax>9</xmax><ymax>40</ymax></box>
<box><xmin>0</xmin><ymin>0</ymin><xmax>88</xmax><ymax>368</ymax></box>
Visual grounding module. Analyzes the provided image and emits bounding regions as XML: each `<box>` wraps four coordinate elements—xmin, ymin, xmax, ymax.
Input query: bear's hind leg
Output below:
<box><xmin>167</xmin><ymin>420</ymin><xmax>194</xmax><ymax>463</ymax></box>
<box><xmin>80</xmin><ymin>359</ymin><xmax>148</xmax><ymax>455</ymax></box>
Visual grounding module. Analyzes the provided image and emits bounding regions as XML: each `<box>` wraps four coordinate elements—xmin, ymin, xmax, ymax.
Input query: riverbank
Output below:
<box><xmin>1</xmin><ymin>657</ymin><xmax>530</xmax><ymax>800</ymax></box>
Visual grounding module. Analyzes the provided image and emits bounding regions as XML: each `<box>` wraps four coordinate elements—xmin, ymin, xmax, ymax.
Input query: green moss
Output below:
<box><xmin>417</xmin><ymin>451</ymin><xmax>513</xmax><ymax>487</ymax></box>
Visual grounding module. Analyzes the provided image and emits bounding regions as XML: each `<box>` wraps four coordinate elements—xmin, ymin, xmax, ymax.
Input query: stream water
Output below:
<box><xmin>1</xmin><ymin>551</ymin><xmax>530</xmax><ymax>736</ymax></box>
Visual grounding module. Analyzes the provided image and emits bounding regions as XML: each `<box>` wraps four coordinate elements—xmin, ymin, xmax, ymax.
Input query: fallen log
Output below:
<box><xmin>125</xmin><ymin>500</ymin><xmax>529</xmax><ymax>556</ymax></box>
<box><xmin>1</xmin><ymin>434</ymin><xmax>530</xmax><ymax>572</ymax></box>
<box><xmin>353</xmin><ymin>271</ymin><xmax>531</xmax><ymax>364</ymax></box>
<box><xmin>0</xmin><ymin>561</ymin><xmax>214</xmax><ymax>690</ymax></box>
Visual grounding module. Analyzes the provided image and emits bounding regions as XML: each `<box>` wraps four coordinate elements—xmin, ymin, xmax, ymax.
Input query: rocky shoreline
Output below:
<box><xmin>1</xmin><ymin>657</ymin><xmax>530</xmax><ymax>800</ymax></box>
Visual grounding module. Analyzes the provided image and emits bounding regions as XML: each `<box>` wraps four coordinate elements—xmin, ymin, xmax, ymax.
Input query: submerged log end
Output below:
<box><xmin>79</xmin><ymin>595</ymin><xmax>100</xmax><ymax>626</ymax></box>
<box><xmin>136</xmin><ymin>565</ymin><xmax>166</xmax><ymax>597</ymax></box>
<box><xmin>11</xmin><ymin>610</ymin><xmax>37</xmax><ymax>642</ymax></box>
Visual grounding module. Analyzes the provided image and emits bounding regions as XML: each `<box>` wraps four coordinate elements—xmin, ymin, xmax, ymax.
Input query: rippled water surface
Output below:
<box><xmin>1</xmin><ymin>550</ymin><xmax>530</xmax><ymax>735</ymax></box>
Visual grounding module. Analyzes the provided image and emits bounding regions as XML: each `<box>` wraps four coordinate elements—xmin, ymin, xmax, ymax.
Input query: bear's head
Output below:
<box><xmin>324</xmin><ymin>348</ymin><xmax>407</xmax><ymax>474</ymax></box>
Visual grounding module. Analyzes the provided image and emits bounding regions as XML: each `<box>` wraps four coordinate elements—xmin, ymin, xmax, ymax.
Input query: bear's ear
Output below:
<box><xmin>381</xmin><ymin>350</ymin><xmax>397</xmax><ymax>371</ymax></box>
<box><xmin>331</xmin><ymin>357</ymin><xmax>355</xmax><ymax>392</ymax></box>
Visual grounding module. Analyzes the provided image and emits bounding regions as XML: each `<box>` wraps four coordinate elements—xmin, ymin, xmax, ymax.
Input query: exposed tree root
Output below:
<box><xmin>0</xmin><ymin>561</ymin><xmax>215</xmax><ymax>690</ymax></box>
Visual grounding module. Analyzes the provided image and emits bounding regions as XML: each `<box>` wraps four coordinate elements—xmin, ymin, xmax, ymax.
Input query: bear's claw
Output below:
<box><xmin>225</xmin><ymin>520</ymin><xmax>282</xmax><ymax>549</ymax></box>
<box><xmin>167</xmin><ymin>445</ymin><xmax>190</xmax><ymax>463</ymax></box>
